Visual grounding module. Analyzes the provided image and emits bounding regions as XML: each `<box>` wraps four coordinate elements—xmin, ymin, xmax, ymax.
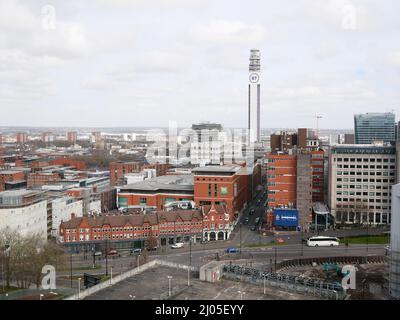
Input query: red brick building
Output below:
<box><xmin>27</xmin><ymin>172</ymin><xmax>60</xmax><ymax>187</ymax></box>
<box><xmin>59</xmin><ymin>209</ymin><xmax>204</xmax><ymax>247</ymax></box>
<box><xmin>67</xmin><ymin>132</ymin><xmax>77</xmax><ymax>143</ymax></box>
<box><xmin>202</xmin><ymin>204</ymin><xmax>232</xmax><ymax>241</ymax></box>
<box><xmin>16</xmin><ymin>132</ymin><xmax>28</xmax><ymax>144</ymax></box>
<box><xmin>50</xmin><ymin>157</ymin><xmax>86</xmax><ymax>170</ymax></box>
<box><xmin>110</xmin><ymin>162</ymin><xmax>142</xmax><ymax>186</ymax></box>
<box><xmin>110</xmin><ymin>161</ymin><xmax>170</xmax><ymax>186</ymax></box>
<box><xmin>265</xmin><ymin>154</ymin><xmax>297</xmax><ymax>208</ymax></box>
<box><xmin>193</xmin><ymin>165</ymin><xmax>249</xmax><ymax>222</ymax></box>
<box><xmin>0</xmin><ymin>170</ymin><xmax>26</xmax><ymax>192</ymax></box>
<box><xmin>117</xmin><ymin>175</ymin><xmax>194</xmax><ymax>210</ymax></box>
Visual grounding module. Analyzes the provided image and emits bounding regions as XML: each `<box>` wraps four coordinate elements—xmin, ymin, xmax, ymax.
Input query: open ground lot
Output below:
<box><xmin>84</xmin><ymin>266</ymin><xmax>317</xmax><ymax>300</ymax></box>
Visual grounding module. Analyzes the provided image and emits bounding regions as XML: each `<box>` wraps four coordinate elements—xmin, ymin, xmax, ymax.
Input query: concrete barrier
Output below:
<box><xmin>64</xmin><ymin>260</ymin><xmax>158</xmax><ymax>300</ymax></box>
<box><xmin>64</xmin><ymin>259</ymin><xmax>199</xmax><ymax>300</ymax></box>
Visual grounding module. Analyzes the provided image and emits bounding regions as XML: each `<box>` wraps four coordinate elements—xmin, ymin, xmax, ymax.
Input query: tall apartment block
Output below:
<box><xmin>67</xmin><ymin>131</ymin><xmax>78</xmax><ymax>143</ymax></box>
<box><xmin>16</xmin><ymin>132</ymin><xmax>28</xmax><ymax>144</ymax></box>
<box><xmin>328</xmin><ymin>143</ymin><xmax>397</xmax><ymax>225</ymax></box>
<box><xmin>354</xmin><ymin>112</ymin><xmax>395</xmax><ymax>144</ymax></box>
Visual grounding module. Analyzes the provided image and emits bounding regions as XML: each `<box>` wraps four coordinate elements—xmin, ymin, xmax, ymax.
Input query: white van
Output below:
<box><xmin>307</xmin><ymin>236</ymin><xmax>340</xmax><ymax>247</ymax></box>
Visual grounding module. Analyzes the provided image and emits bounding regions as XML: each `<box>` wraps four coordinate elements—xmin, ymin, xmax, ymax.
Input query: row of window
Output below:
<box><xmin>336</xmin><ymin>197</ymin><xmax>391</xmax><ymax>203</ymax></box>
<box><xmin>336</xmin><ymin>164</ymin><xmax>395</xmax><ymax>169</ymax></box>
<box><xmin>336</xmin><ymin>171</ymin><xmax>395</xmax><ymax>177</ymax></box>
<box><xmin>334</xmin><ymin>157</ymin><xmax>395</xmax><ymax>163</ymax></box>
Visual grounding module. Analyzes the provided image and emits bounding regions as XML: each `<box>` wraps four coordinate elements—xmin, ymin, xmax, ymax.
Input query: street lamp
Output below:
<box><xmin>39</xmin><ymin>294</ymin><xmax>44</xmax><ymax>301</ymax></box>
<box><xmin>137</xmin><ymin>254</ymin><xmax>141</xmax><ymax>272</ymax></box>
<box><xmin>238</xmin><ymin>290</ymin><xmax>246</xmax><ymax>300</ymax></box>
<box><xmin>188</xmin><ymin>237</ymin><xmax>193</xmax><ymax>286</ymax></box>
<box><xmin>78</xmin><ymin>277</ymin><xmax>81</xmax><ymax>300</ymax></box>
<box><xmin>239</xmin><ymin>222</ymin><xmax>242</xmax><ymax>256</ymax></box>
<box><xmin>69</xmin><ymin>252</ymin><xmax>73</xmax><ymax>288</ymax></box>
<box><xmin>168</xmin><ymin>276</ymin><xmax>172</xmax><ymax>297</ymax></box>
<box><xmin>263</xmin><ymin>275</ymin><xmax>266</xmax><ymax>295</ymax></box>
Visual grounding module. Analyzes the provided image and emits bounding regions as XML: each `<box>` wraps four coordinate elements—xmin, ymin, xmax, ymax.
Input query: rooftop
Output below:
<box><xmin>192</xmin><ymin>165</ymin><xmax>242</xmax><ymax>175</ymax></box>
<box><xmin>119</xmin><ymin>175</ymin><xmax>194</xmax><ymax>192</ymax></box>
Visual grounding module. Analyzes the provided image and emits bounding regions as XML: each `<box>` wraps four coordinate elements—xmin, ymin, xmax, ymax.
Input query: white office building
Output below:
<box><xmin>0</xmin><ymin>190</ymin><xmax>48</xmax><ymax>240</ymax></box>
<box><xmin>328</xmin><ymin>143</ymin><xmax>397</xmax><ymax>226</ymax></box>
<box><xmin>50</xmin><ymin>196</ymin><xmax>83</xmax><ymax>237</ymax></box>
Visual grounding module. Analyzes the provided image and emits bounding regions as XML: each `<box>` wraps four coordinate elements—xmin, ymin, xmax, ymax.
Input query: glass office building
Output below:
<box><xmin>354</xmin><ymin>113</ymin><xmax>395</xmax><ymax>144</ymax></box>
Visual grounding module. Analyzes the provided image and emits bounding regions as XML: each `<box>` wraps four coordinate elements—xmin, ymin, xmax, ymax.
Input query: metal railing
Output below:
<box><xmin>222</xmin><ymin>264</ymin><xmax>347</xmax><ymax>300</ymax></box>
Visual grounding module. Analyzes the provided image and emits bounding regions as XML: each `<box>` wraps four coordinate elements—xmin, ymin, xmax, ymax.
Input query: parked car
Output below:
<box><xmin>249</xmin><ymin>209</ymin><xmax>255</xmax><ymax>215</ymax></box>
<box><xmin>243</xmin><ymin>217</ymin><xmax>250</xmax><ymax>224</ymax></box>
<box><xmin>226</xmin><ymin>247</ymin><xmax>239</xmax><ymax>253</ymax></box>
<box><xmin>250</xmin><ymin>225</ymin><xmax>257</xmax><ymax>231</ymax></box>
<box><xmin>171</xmin><ymin>242</ymin><xmax>184</xmax><ymax>249</ymax></box>
<box><xmin>146</xmin><ymin>246</ymin><xmax>158</xmax><ymax>252</ymax></box>
<box><xmin>107</xmin><ymin>249</ymin><xmax>118</xmax><ymax>256</ymax></box>
<box><xmin>131</xmin><ymin>248</ymin><xmax>142</xmax><ymax>254</ymax></box>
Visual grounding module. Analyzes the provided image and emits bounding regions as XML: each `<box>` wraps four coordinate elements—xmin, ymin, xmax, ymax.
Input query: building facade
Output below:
<box><xmin>0</xmin><ymin>190</ymin><xmax>48</xmax><ymax>240</ymax></box>
<box><xmin>354</xmin><ymin>113</ymin><xmax>395</xmax><ymax>144</ymax></box>
<box><xmin>328</xmin><ymin>143</ymin><xmax>397</xmax><ymax>225</ymax></box>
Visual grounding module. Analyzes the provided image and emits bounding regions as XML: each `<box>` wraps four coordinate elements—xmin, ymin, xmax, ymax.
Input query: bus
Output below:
<box><xmin>307</xmin><ymin>236</ymin><xmax>340</xmax><ymax>247</ymax></box>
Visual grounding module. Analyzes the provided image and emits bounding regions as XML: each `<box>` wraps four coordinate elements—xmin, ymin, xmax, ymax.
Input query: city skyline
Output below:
<box><xmin>0</xmin><ymin>0</ymin><xmax>399</xmax><ymax>129</ymax></box>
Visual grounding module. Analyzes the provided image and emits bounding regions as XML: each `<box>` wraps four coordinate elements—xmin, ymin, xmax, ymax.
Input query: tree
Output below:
<box><xmin>145</xmin><ymin>235</ymin><xmax>158</xmax><ymax>250</ymax></box>
<box><xmin>0</xmin><ymin>229</ymin><xmax>65</xmax><ymax>289</ymax></box>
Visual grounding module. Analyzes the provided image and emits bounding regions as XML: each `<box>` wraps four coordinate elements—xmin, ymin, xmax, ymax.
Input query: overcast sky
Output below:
<box><xmin>0</xmin><ymin>0</ymin><xmax>399</xmax><ymax>129</ymax></box>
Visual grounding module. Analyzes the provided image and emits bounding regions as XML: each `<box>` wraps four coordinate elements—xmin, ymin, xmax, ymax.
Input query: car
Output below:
<box><xmin>275</xmin><ymin>238</ymin><xmax>285</xmax><ymax>244</ymax></box>
<box><xmin>226</xmin><ymin>247</ymin><xmax>239</xmax><ymax>253</ymax></box>
<box><xmin>94</xmin><ymin>251</ymin><xmax>102</xmax><ymax>256</ymax></box>
<box><xmin>250</xmin><ymin>225</ymin><xmax>257</xmax><ymax>231</ymax></box>
<box><xmin>249</xmin><ymin>209</ymin><xmax>255</xmax><ymax>215</ymax></box>
<box><xmin>107</xmin><ymin>249</ymin><xmax>118</xmax><ymax>256</ymax></box>
<box><xmin>146</xmin><ymin>246</ymin><xmax>158</xmax><ymax>252</ymax></box>
<box><xmin>131</xmin><ymin>248</ymin><xmax>142</xmax><ymax>254</ymax></box>
<box><xmin>243</xmin><ymin>217</ymin><xmax>250</xmax><ymax>224</ymax></box>
<box><xmin>171</xmin><ymin>242</ymin><xmax>184</xmax><ymax>249</ymax></box>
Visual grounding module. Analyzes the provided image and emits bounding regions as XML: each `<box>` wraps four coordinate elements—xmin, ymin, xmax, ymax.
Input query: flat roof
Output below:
<box><xmin>119</xmin><ymin>175</ymin><xmax>194</xmax><ymax>193</ymax></box>
<box><xmin>0</xmin><ymin>170</ymin><xmax>24</xmax><ymax>175</ymax></box>
<box><xmin>192</xmin><ymin>165</ymin><xmax>242</xmax><ymax>175</ymax></box>
<box><xmin>0</xmin><ymin>189</ymin><xmax>43</xmax><ymax>197</ymax></box>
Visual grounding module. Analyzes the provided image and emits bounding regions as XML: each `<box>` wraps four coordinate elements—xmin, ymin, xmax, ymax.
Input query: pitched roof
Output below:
<box><xmin>60</xmin><ymin>209</ymin><xmax>203</xmax><ymax>229</ymax></box>
<box><xmin>202</xmin><ymin>204</ymin><xmax>229</xmax><ymax>215</ymax></box>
